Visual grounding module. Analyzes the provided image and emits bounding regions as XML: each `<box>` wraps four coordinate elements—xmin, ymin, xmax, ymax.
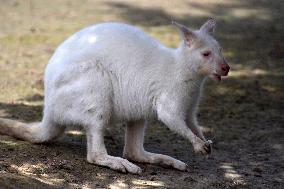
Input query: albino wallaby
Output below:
<box><xmin>0</xmin><ymin>19</ymin><xmax>230</xmax><ymax>174</ymax></box>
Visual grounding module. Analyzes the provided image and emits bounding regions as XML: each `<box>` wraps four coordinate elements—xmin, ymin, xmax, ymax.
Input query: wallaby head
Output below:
<box><xmin>173</xmin><ymin>18</ymin><xmax>230</xmax><ymax>81</ymax></box>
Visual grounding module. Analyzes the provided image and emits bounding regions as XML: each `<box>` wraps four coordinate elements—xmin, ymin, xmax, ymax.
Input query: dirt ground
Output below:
<box><xmin>0</xmin><ymin>0</ymin><xmax>283</xmax><ymax>188</ymax></box>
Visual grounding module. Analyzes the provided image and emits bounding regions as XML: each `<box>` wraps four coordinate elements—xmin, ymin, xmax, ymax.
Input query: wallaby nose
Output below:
<box><xmin>221</xmin><ymin>63</ymin><xmax>230</xmax><ymax>76</ymax></box>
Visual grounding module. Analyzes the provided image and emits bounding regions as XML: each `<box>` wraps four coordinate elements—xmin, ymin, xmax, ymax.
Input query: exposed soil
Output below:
<box><xmin>0</xmin><ymin>0</ymin><xmax>283</xmax><ymax>188</ymax></box>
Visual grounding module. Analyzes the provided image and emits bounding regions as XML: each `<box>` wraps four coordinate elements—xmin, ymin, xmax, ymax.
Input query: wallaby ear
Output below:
<box><xmin>172</xmin><ymin>21</ymin><xmax>196</xmax><ymax>47</ymax></box>
<box><xmin>200</xmin><ymin>18</ymin><xmax>216</xmax><ymax>34</ymax></box>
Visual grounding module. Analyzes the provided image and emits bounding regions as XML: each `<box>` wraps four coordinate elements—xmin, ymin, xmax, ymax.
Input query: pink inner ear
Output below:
<box><xmin>184</xmin><ymin>31</ymin><xmax>195</xmax><ymax>47</ymax></box>
<box><xmin>184</xmin><ymin>35</ymin><xmax>192</xmax><ymax>46</ymax></box>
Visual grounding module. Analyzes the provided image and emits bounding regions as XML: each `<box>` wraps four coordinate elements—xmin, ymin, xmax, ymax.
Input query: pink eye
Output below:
<box><xmin>202</xmin><ymin>51</ymin><xmax>211</xmax><ymax>58</ymax></box>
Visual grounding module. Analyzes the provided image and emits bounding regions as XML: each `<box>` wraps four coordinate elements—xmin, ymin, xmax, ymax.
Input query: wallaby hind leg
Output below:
<box><xmin>86</xmin><ymin>119</ymin><xmax>142</xmax><ymax>174</ymax></box>
<box><xmin>123</xmin><ymin>121</ymin><xmax>187</xmax><ymax>171</ymax></box>
<box><xmin>0</xmin><ymin>117</ymin><xmax>65</xmax><ymax>143</ymax></box>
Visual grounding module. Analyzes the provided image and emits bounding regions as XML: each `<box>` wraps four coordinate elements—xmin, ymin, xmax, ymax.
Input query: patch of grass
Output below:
<box><xmin>0</xmin><ymin>140</ymin><xmax>28</xmax><ymax>151</ymax></box>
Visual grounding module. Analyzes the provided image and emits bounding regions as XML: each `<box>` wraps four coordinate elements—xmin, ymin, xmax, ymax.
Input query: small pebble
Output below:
<box><xmin>150</xmin><ymin>176</ymin><xmax>157</xmax><ymax>181</ymax></box>
<box><xmin>253</xmin><ymin>166</ymin><xmax>263</xmax><ymax>173</ymax></box>
<box><xmin>183</xmin><ymin>176</ymin><xmax>197</xmax><ymax>182</ymax></box>
<box><xmin>150</xmin><ymin>171</ymin><xmax>157</xmax><ymax>175</ymax></box>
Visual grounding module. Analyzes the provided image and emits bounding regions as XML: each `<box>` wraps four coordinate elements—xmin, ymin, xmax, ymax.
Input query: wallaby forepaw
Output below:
<box><xmin>194</xmin><ymin>139</ymin><xmax>213</xmax><ymax>155</ymax></box>
<box><xmin>204</xmin><ymin>139</ymin><xmax>213</xmax><ymax>155</ymax></box>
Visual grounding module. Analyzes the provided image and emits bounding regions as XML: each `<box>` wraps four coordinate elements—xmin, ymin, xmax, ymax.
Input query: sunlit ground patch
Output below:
<box><xmin>220</xmin><ymin>163</ymin><xmax>245</xmax><ymax>185</ymax></box>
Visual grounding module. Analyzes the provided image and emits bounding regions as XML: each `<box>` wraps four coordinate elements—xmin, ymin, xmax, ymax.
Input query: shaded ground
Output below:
<box><xmin>0</xmin><ymin>0</ymin><xmax>283</xmax><ymax>188</ymax></box>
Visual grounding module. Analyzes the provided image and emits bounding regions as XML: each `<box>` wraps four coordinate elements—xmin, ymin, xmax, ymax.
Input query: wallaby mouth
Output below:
<box><xmin>212</xmin><ymin>73</ymin><xmax>222</xmax><ymax>81</ymax></box>
<box><xmin>211</xmin><ymin>68</ymin><xmax>230</xmax><ymax>82</ymax></box>
<box><xmin>212</xmin><ymin>62</ymin><xmax>230</xmax><ymax>82</ymax></box>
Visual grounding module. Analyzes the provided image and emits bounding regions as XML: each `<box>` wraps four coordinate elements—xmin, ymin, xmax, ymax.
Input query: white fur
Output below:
<box><xmin>0</xmin><ymin>20</ymin><xmax>229</xmax><ymax>174</ymax></box>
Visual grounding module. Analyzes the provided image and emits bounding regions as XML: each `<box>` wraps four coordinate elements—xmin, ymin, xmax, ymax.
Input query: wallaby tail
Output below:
<box><xmin>0</xmin><ymin>118</ymin><xmax>64</xmax><ymax>143</ymax></box>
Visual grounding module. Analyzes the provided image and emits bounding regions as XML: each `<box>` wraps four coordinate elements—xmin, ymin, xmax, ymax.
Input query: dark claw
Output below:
<box><xmin>204</xmin><ymin>140</ymin><xmax>213</xmax><ymax>154</ymax></box>
<box><xmin>204</xmin><ymin>146</ymin><xmax>210</xmax><ymax>153</ymax></box>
